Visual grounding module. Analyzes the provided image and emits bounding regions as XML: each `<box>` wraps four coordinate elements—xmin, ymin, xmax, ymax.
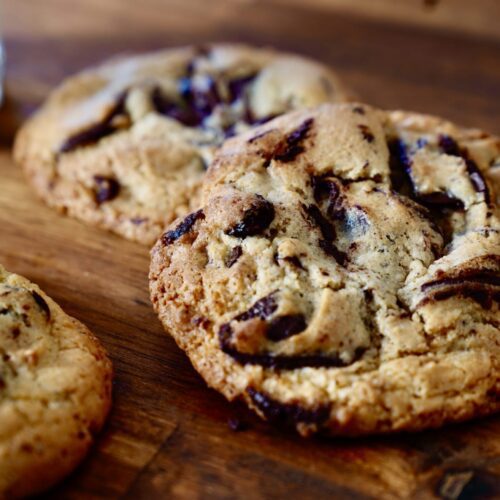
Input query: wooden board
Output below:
<box><xmin>1</xmin><ymin>1</ymin><xmax>499</xmax><ymax>498</ymax></box>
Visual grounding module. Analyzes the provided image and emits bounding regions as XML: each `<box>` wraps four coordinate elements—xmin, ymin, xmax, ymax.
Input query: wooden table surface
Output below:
<box><xmin>1</xmin><ymin>1</ymin><xmax>499</xmax><ymax>498</ymax></box>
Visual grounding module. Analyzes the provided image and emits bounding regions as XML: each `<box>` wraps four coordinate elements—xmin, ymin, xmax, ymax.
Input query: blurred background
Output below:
<box><xmin>1</xmin><ymin>0</ymin><xmax>500</xmax><ymax>138</ymax></box>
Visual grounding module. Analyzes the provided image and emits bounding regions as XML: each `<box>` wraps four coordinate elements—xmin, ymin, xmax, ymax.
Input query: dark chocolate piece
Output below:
<box><xmin>414</xmin><ymin>192</ymin><xmax>465</xmax><ymax>210</ymax></box>
<box><xmin>438</xmin><ymin>135</ymin><xmax>490</xmax><ymax>204</ymax></box>
<box><xmin>225</xmin><ymin>245</ymin><xmax>243</xmax><ymax>268</ymax></box>
<box><xmin>59</xmin><ymin>93</ymin><xmax>128</xmax><ymax>153</ymax></box>
<box><xmin>358</xmin><ymin>124</ymin><xmax>374</xmax><ymax>143</ymax></box>
<box><xmin>162</xmin><ymin>209</ymin><xmax>205</xmax><ymax>245</ymax></box>
<box><xmin>94</xmin><ymin>176</ymin><xmax>120</xmax><ymax>204</ymax></box>
<box><xmin>152</xmin><ymin>86</ymin><xmax>201</xmax><ymax>127</ymax></box>
<box><xmin>31</xmin><ymin>291</ymin><xmax>51</xmax><ymax>321</ymax></box>
<box><xmin>234</xmin><ymin>293</ymin><xmax>278</xmax><ymax>322</ymax></box>
<box><xmin>228</xmin><ymin>73</ymin><xmax>257</xmax><ymax>103</ymax></box>
<box><xmin>266</xmin><ymin>314</ymin><xmax>306</xmax><ymax>341</ymax></box>
<box><xmin>225</xmin><ymin>195</ymin><xmax>275</xmax><ymax>238</ymax></box>
<box><xmin>388</xmin><ymin>139</ymin><xmax>413</xmax><ymax>193</ymax></box>
<box><xmin>280</xmin><ymin>256</ymin><xmax>305</xmax><ymax>270</ymax></box>
<box><xmin>247</xmin><ymin>388</ymin><xmax>330</xmax><ymax>427</ymax></box>
<box><xmin>420</xmin><ymin>269</ymin><xmax>500</xmax><ymax>309</ymax></box>
<box><xmin>273</xmin><ymin>118</ymin><xmax>314</xmax><ymax>163</ymax></box>
<box><xmin>302</xmin><ymin>204</ymin><xmax>346</xmax><ymax>264</ymax></box>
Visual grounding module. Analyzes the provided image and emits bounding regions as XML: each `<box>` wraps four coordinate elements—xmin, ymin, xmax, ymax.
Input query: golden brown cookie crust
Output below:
<box><xmin>14</xmin><ymin>44</ymin><xmax>352</xmax><ymax>245</ymax></box>
<box><xmin>150</xmin><ymin>103</ymin><xmax>499</xmax><ymax>436</ymax></box>
<box><xmin>0</xmin><ymin>266</ymin><xmax>112</xmax><ymax>497</ymax></box>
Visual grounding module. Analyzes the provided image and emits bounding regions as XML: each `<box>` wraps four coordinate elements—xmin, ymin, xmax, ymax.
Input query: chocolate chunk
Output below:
<box><xmin>421</xmin><ymin>271</ymin><xmax>500</xmax><ymax>291</ymax></box>
<box><xmin>303</xmin><ymin>204</ymin><xmax>335</xmax><ymax>241</ymax></box>
<box><xmin>59</xmin><ymin>93</ymin><xmax>128</xmax><ymax>153</ymax></box>
<box><xmin>152</xmin><ymin>87</ymin><xmax>201</xmax><ymax>127</ymax></box>
<box><xmin>389</xmin><ymin>138</ymin><xmax>466</xmax><ymax>211</ymax></box>
<box><xmin>225</xmin><ymin>245</ymin><xmax>243</xmax><ymax>268</ymax></box>
<box><xmin>302</xmin><ymin>204</ymin><xmax>346</xmax><ymax>264</ymax></box>
<box><xmin>420</xmin><ymin>270</ymin><xmax>500</xmax><ymax>309</ymax></box>
<box><xmin>465</xmin><ymin>158</ymin><xmax>490</xmax><ymax>204</ymax></box>
<box><xmin>220</xmin><ymin>332</ymin><xmax>365</xmax><ymax>369</ymax></box>
<box><xmin>247</xmin><ymin>388</ymin><xmax>330</xmax><ymax>427</ymax></box>
<box><xmin>235</xmin><ymin>293</ymin><xmax>278</xmax><ymax>322</ymax></box>
<box><xmin>273</xmin><ymin>118</ymin><xmax>314</xmax><ymax>163</ymax></box>
<box><xmin>266</xmin><ymin>314</ymin><xmax>306</xmax><ymax>341</ymax></box>
<box><xmin>162</xmin><ymin>209</ymin><xmax>205</xmax><ymax>245</ymax></box>
<box><xmin>94</xmin><ymin>176</ymin><xmax>120</xmax><ymax>204</ymax></box>
<box><xmin>31</xmin><ymin>291</ymin><xmax>51</xmax><ymax>321</ymax></box>
<box><xmin>414</xmin><ymin>192</ymin><xmax>465</xmax><ymax>210</ymax></box>
<box><xmin>225</xmin><ymin>195</ymin><xmax>275</xmax><ymax>238</ymax></box>
<box><xmin>280</xmin><ymin>256</ymin><xmax>305</xmax><ymax>270</ymax></box>
<box><xmin>311</xmin><ymin>175</ymin><xmax>341</xmax><ymax>209</ymax></box>
<box><xmin>228</xmin><ymin>73</ymin><xmax>257</xmax><ymax>103</ymax></box>
<box><xmin>189</xmin><ymin>76</ymin><xmax>221</xmax><ymax>119</ymax></box>
<box><xmin>219</xmin><ymin>292</ymin><xmax>364</xmax><ymax>368</ymax></box>
<box><xmin>438</xmin><ymin>135</ymin><xmax>490</xmax><ymax>204</ymax></box>
<box><xmin>388</xmin><ymin>139</ymin><xmax>412</xmax><ymax>193</ymax></box>
<box><xmin>438</xmin><ymin>134</ymin><xmax>461</xmax><ymax>157</ymax></box>
<box><xmin>358</xmin><ymin>124</ymin><xmax>375</xmax><ymax>143</ymax></box>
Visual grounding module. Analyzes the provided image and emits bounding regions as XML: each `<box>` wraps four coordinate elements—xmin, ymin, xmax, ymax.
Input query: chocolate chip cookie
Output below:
<box><xmin>150</xmin><ymin>103</ymin><xmax>499</xmax><ymax>436</ymax></box>
<box><xmin>0</xmin><ymin>266</ymin><xmax>112</xmax><ymax>496</ymax></box>
<box><xmin>14</xmin><ymin>44</ymin><xmax>352</xmax><ymax>245</ymax></box>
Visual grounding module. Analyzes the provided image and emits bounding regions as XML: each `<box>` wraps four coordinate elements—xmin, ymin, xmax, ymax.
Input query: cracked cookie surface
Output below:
<box><xmin>14</xmin><ymin>44</ymin><xmax>352</xmax><ymax>245</ymax></box>
<box><xmin>0</xmin><ymin>266</ymin><xmax>112</xmax><ymax>497</ymax></box>
<box><xmin>150</xmin><ymin>103</ymin><xmax>499</xmax><ymax>436</ymax></box>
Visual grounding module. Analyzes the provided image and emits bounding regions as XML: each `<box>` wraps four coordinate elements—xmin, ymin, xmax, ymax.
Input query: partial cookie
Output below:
<box><xmin>150</xmin><ymin>103</ymin><xmax>499</xmax><ymax>436</ymax></box>
<box><xmin>14</xmin><ymin>44</ymin><xmax>352</xmax><ymax>245</ymax></box>
<box><xmin>0</xmin><ymin>266</ymin><xmax>112</xmax><ymax>497</ymax></box>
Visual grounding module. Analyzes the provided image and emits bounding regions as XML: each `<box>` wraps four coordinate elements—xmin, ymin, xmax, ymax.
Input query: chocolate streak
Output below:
<box><xmin>272</xmin><ymin>118</ymin><xmax>314</xmax><ymax>163</ymax></box>
<box><xmin>420</xmin><ymin>268</ymin><xmax>500</xmax><ymax>309</ymax></box>
<box><xmin>162</xmin><ymin>209</ymin><xmax>205</xmax><ymax>245</ymax></box>
<box><xmin>225</xmin><ymin>195</ymin><xmax>275</xmax><ymax>238</ymax></box>
<box><xmin>59</xmin><ymin>92</ymin><xmax>128</xmax><ymax>153</ymax></box>
<box><xmin>247</xmin><ymin>388</ymin><xmax>331</xmax><ymax>427</ymax></box>
<box><xmin>219</xmin><ymin>293</ymin><xmax>365</xmax><ymax>369</ymax></box>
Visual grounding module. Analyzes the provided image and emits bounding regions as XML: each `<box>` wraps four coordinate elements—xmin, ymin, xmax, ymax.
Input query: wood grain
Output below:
<box><xmin>0</xmin><ymin>0</ymin><xmax>499</xmax><ymax>497</ymax></box>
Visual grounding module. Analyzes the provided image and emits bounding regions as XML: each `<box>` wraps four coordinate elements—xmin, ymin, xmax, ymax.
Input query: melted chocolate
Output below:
<box><xmin>414</xmin><ymin>192</ymin><xmax>465</xmax><ymax>210</ymax></box>
<box><xmin>280</xmin><ymin>256</ymin><xmax>305</xmax><ymax>270</ymax></box>
<box><xmin>302</xmin><ymin>204</ymin><xmax>346</xmax><ymax>264</ymax></box>
<box><xmin>225</xmin><ymin>195</ymin><xmax>275</xmax><ymax>238</ymax></box>
<box><xmin>266</xmin><ymin>314</ymin><xmax>306</xmax><ymax>341</ymax></box>
<box><xmin>438</xmin><ymin>134</ymin><xmax>490</xmax><ymax>204</ymax></box>
<box><xmin>162</xmin><ymin>209</ymin><xmax>205</xmax><ymax>245</ymax></box>
<box><xmin>94</xmin><ymin>176</ymin><xmax>120</xmax><ymax>204</ymax></box>
<box><xmin>420</xmin><ymin>269</ymin><xmax>500</xmax><ymax>309</ymax></box>
<box><xmin>225</xmin><ymin>245</ymin><xmax>243</xmax><ymax>268</ymax></box>
<box><xmin>247</xmin><ymin>388</ymin><xmax>330</xmax><ymax>427</ymax></box>
<box><xmin>234</xmin><ymin>292</ymin><xmax>278</xmax><ymax>322</ymax></box>
<box><xmin>388</xmin><ymin>139</ymin><xmax>413</xmax><ymax>194</ymax></box>
<box><xmin>31</xmin><ymin>291</ymin><xmax>51</xmax><ymax>321</ymax></box>
<box><xmin>228</xmin><ymin>73</ymin><xmax>257</xmax><ymax>103</ymax></box>
<box><xmin>59</xmin><ymin>93</ymin><xmax>128</xmax><ymax>153</ymax></box>
<box><xmin>273</xmin><ymin>118</ymin><xmax>314</xmax><ymax>163</ymax></box>
<box><xmin>358</xmin><ymin>124</ymin><xmax>375</xmax><ymax>143</ymax></box>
